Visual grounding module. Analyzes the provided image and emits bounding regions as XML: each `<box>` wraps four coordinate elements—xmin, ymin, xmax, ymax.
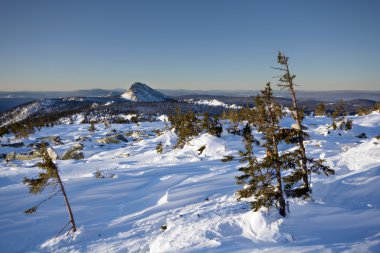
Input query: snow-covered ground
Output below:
<box><xmin>0</xmin><ymin>113</ymin><xmax>380</xmax><ymax>252</ymax></box>
<box><xmin>185</xmin><ymin>99</ymin><xmax>241</xmax><ymax>109</ymax></box>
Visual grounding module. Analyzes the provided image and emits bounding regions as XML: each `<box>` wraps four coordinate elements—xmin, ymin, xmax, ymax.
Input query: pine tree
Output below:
<box><xmin>103</xmin><ymin>118</ymin><xmax>111</xmax><ymax>131</ymax></box>
<box><xmin>88</xmin><ymin>121</ymin><xmax>96</xmax><ymax>133</ymax></box>
<box><xmin>274</xmin><ymin>51</ymin><xmax>310</xmax><ymax>193</ymax></box>
<box><xmin>201</xmin><ymin>112</ymin><xmax>223</xmax><ymax>137</ymax></box>
<box><xmin>236</xmin><ymin>84</ymin><xmax>286</xmax><ymax>217</ymax></box>
<box><xmin>331</xmin><ymin>99</ymin><xmax>352</xmax><ymax>130</ymax></box>
<box><xmin>156</xmin><ymin>142</ymin><xmax>163</xmax><ymax>154</ymax></box>
<box><xmin>315</xmin><ymin>103</ymin><xmax>326</xmax><ymax>116</ymax></box>
<box><xmin>273</xmin><ymin>53</ymin><xmax>335</xmax><ymax>196</ymax></box>
<box><xmin>23</xmin><ymin>145</ymin><xmax>77</xmax><ymax>235</ymax></box>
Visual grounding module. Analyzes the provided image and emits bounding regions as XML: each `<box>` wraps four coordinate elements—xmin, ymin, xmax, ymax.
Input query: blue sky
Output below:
<box><xmin>0</xmin><ymin>0</ymin><xmax>379</xmax><ymax>91</ymax></box>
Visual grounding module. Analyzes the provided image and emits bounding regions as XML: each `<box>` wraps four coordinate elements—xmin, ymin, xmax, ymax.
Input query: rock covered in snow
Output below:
<box><xmin>46</xmin><ymin>147</ymin><xmax>58</xmax><ymax>160</ymax></box>
<box><xmin>5</xmin><ymin>152</ymin><xmax>15</xmax><ymax>162</ymax></box>
<box><xmin>37</xmin><ymin>136</ymin><xmax>64</xmax><ymax>145</ymax></box>
<box><xmin>121</xmin><ymin>82</ymin><xmax>171</xmax><ymax>102</ymax></box>
<box><xmin>62</xmin><ymin>143</ymin><xmax>84</xmax><ymax>160</ymax></box>
<box><xmin>95</xmin><ymin>134</ymin><xmax>128</xmax><ymax>144</ymax></box>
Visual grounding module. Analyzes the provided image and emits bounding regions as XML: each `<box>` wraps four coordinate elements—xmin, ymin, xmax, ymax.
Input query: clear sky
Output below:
<box><xmin>0</xmin><ymin>0</ymin><xmax>379</xmax><ymax>91</ymax></box>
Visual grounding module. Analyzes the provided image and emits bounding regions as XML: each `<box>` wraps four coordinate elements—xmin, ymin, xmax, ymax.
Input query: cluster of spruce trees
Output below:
<box><xmin>169</xmin><ymin>109</ymin><xmax>223</xmax><ymax>148</ymax></box>
<box><xmin>228</xmin><ymin>52</ymin><xmax>335</xmax><ymax>217</ymax></box>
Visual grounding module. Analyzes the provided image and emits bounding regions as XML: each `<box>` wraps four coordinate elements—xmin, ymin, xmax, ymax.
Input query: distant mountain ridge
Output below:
<box><xmin>0</xmin><ymin>87</ymin><xmax>379</xmax><ymax>113</ymax></box>
<box><xmin>121</xmin><ymin>82</ymin><xmax>172</xmax><ymax>102</ymax></box>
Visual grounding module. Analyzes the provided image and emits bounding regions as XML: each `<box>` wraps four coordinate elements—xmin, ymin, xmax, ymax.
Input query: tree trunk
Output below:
<box><xmin>272</xmin><ymin>136</ymin><xmax>286</xmax><ymax>217</ymax></box>
<box><xmin>55</xmin><ymin>170</ymin><xmax>77</xmax><ymax>233</ymax></box>
<box><xmin>286</xmin><ymin>65</ymin><xmax>310</xmax><ymax>192</ymax></box>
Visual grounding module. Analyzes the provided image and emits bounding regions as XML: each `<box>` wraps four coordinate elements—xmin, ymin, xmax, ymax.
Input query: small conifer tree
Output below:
<box><xmin>23</xmin><ymin>145</ymin><xmax>77</xmax><ymax>234</ymax></box>
<box><xmin>169</xmin><ymin>110</ymin><xmax>201</xmax><ymax>148</ymax></box>
<box><xmin>274</xmin><ymin>51</ymin><xmax>310</xmax><ymax>193</ymax></box>
<box><xmin>315</xmin><ymin>103</ymin><xmax>326</xmax><ymax>116</ymax></box>
<box><xmin>104</xmin><ymin>118</ymin><xmax>111</xmax><ymax>131</ymax></box>
<box><xmin>88</xmin><ymin>121</ymin><xmax>96</xmax><ymax>133</ymax></box>
<box><xmin>331</xmin><ymin>99</ymin><xmax>352</xmax><ymax>130</ymax></box>
<box><xmin>201</xmin><ymin>112</ymin><xmax>223</xmax><ymax>137</ymax></box>
<box><xmin>156</xmin><ymin>142</ymin><xmax>163</xmax><ymax>154</ymax></box>
<box><xmin>236</xmin><ymin>84</ymin><xmax>287</xmax><ymax>217</ymax></box>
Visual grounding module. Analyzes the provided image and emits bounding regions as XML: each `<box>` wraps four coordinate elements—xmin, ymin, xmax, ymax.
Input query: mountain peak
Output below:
<box><xmin>121</xmin><ymin>82</ymin><xmax>171</xmax><ymax>102</ymax></box>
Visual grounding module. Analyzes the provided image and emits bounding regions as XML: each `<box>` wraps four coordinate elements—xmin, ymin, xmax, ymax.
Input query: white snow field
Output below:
<box><xmin>1</xmin><ymin>112</ymin><xmax>380</xmax><ymax>252</ymax></box>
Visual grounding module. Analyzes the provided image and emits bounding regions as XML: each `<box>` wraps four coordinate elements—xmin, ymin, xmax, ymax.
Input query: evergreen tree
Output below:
<box><xmin>156</xmin><ymin>142</ymin><xmax>163</xmax><ymax>154</ymax></box>
<box><xmin>315</xmin><ymin>103</ymin><xmax>326</xmax><ymax>116</ymax></box>
<box><xmin>273</xmin><ymin>53</ymin><xmax>335</xmax><ymax>196</ymax></box>
<box><xmin>331</xmin><ymin>99</ymin><xmax>352</xmax><ymax>130</ymax></box>
<box><xmin>201</xmin><ymin>112</ymin><xmax>223</xmax><ymax>137</ymax></box>
<box><xmin>103</xmin><ymin>118</ymin><xmax>111</xmax><ymax>131</ymax></box>
<box><xmin>274</xmin><ymin>51</ymin><xmax>310</xmax><ymax>193</ymax></box>
<box><xmin>236</xmin><ymin>84</ymin><xmax>286</xmax><ymax>217</ymax></box>
<box><xmin>373</xmin><ymin>102</ymin><xmax>380</xmax><ymax>112</ymax></box>
<box><xmin>356</xmin><ymin>106</ymin><xmax>370</xmax><ymax>116</ymax></box>
<box><xmin>23</xmin><ymin>145</ymin><xmax>77</xmax><ymax>235</ymax></box>
<box><xmin>88</xmin><ymin>121</ymin><xmax>96</xmax><ymax>133</ymax></box>
<box><xmin>169</xmin><ymin>110</ymin><xmax>200</xmax><ymax>148</ymax></box>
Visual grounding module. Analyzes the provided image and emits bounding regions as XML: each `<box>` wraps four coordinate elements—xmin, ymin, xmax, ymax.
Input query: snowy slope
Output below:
<box><xmin>121</xmin><ymin>83</ymin><xmax>171</xmax><ymax>102</ymax></box>
<box><xmin>185</xmin><ymin>99</ymin><xmax>241</xmax><ymax>109</ymax></box>
<box><xmin>0</xmin><ymin>113</ymin><xmax>380</xmax><ymax>252</ymax></box>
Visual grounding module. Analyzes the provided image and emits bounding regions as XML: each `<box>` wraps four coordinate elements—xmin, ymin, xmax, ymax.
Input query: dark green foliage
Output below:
<box><xmin>7</xmin><ymin>122</ymin><xmax>35</xmax><ymax>139</ymax></box>
<box><xmin>221</xmin><ymin>155</ymin><xmax>234</xmax><ymax>162</ymax></box>
<box><xmin>222</xmin><ymin>109</ymin><xmax>240</xmax><ymax>123</ymax></box>
<box><xmin>95</xmin><ymin>169</ymin><xmax>105</xmax><ymax>179</ymax></box>
<box><xmin>356</xmin><ymin>133</ymin><xmax>367</xmax><ymax>139</ymax></box>
<box><xmin>274</xmin><ymin>52</ymin><xmax>334</xmax><ymax>196</ymax></box>
<box><xmin>201</xmin><ymin>113</ymin><xmax>223</xmax><ymax>137</ymax></box>
<box><xmin>153</xmin><ymin>129</ymin><xmax>164</xmax><ymax>136</ymax></box>
<box><xmin>24</xmin><ymin>206</ymin><xmax>38</xmax><ymax>215</ymax></box>
<box><xmin>169</xmin><ymin>109</ymin><xmax>200</xmax><ymax>148</ymax></box>
<box><xmin>197</xmin><ymin>145</ymin><xmax>206</xmax><ymax>155</ymax></box>
<box><xmin>332</xmin><ymin>99</ymin><xmax>346</xmax><ymax>119</ymax></box>
<box><xmin>373</xmin><ymin>102</ymin><xmax>380</xmax><ymax>111</ymax></box>
<box><xmin>282</xmin><ymin>152</ymin><xmax>335</xmax><ymax>194</ymax></box>
<box><xmin>23</xmin><ymin>145</ymin><xmax>77</xmax><ymax>234</ymax></box>
<box><xmin>315</xmin><ymin>103</ymin><xmax>326</xmax><ymax>116</ymax></box>
<box><xmin>236</xmin><ymin>84</ymin><xmax>287</xmax><ymax>217</ymax></box>
<box><xmin>331</xmin><ymin>99</ymin><xmax>352</xmax><ymax>131</ymax></box>
<box><xmin>169</xmin><ymin>108</ymin><xmax>222</xmax><ymax>149</ymax></box>
<box><xmin>227</xmin><ymin>123</ymin><xmax>242</xmax><ymax>136</ymax></box>
<box><xmin>275</xmin><ymin>51</ymin><xmax>310</xmax><ymax>193</ymax></box>
<box><xmin>156</xmin><ymin>142</ymin><xmax>163</xmax><ymax>154</ymax></box>
<box><xmin>1</xmin><ymin>107</ymin><xmax>89</xmax><ymax>138</ymax></box>
<box><xmin>130</xmin><ymin>116</ymin><xmax>139</xmax><ymax>124</ymax></box>
<box><xmin>356</xmin><ymin>106</ymin><xmax>371</xmax><ymax>116</ymax></box>
<box><xmin>0</xmin><ymin>126</ymin><xmax>9</xmax><ymax>137</ymax></box>
<box><xmin>23</xmin><ymin>146</ymin><xmax>58</xmax><ymax>195</ymax></box>
<box><xmin>344</xmin><ymin>119</ymin><xmax>353</xmax><ymax>130</ymax></box>
<box><xmin>88</xmin><ymin>121</ymin><xmax>96</xmax><ymax>132</ymax></box>
<box><xmin>277</xmin><ymin>128</ymin><xmax>309</xmax><ymax>145</ymax></box>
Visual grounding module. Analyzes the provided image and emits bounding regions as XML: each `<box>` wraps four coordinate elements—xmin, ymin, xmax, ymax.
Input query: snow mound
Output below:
<box><xmin>338</xmin><ymin>139</ymin><xmax>380</xmax><ymax>171</ymax></box>
<box><xmin>121</xmin><ymin>82</ymin><xmax>171</xmax><ymax>102</ymax></box>
<box><xmin>239</xmin><ymin>211</ymin><xmax>284</xmax><ymax>242</ymax></box>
